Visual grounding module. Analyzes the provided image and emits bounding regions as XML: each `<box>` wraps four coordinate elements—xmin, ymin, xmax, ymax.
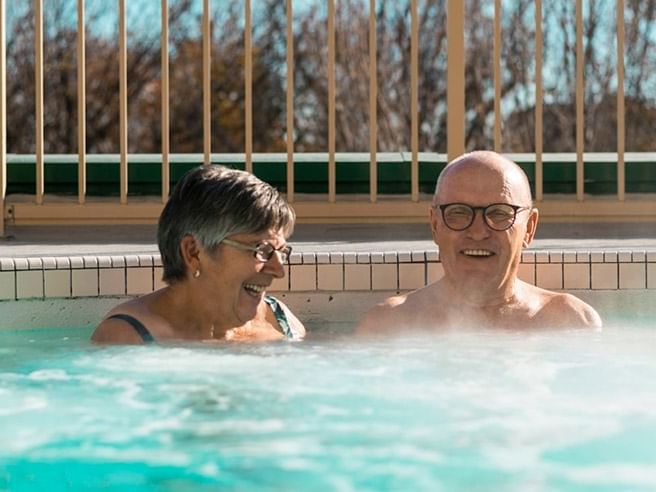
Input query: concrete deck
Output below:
<box><xmin>1</xmin><ymin>222</ymin><xmax>656</xmax><ymax>257</ymax></box>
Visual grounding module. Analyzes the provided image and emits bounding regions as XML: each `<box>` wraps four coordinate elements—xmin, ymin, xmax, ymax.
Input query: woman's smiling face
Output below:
<box><xmin>198</xmin><ymin>228</ymin><xmax>288</xmax><ymax>328</ymax></box>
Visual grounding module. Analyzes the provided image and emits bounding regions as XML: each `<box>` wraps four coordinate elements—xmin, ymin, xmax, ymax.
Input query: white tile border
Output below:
<box><xmin>632</xmin><ymin>251</ymin><xmax>646</xmax><ymax>263</ymax></box>
<box><xmin>343</xmin><ymin>252</ymin><xmax>357</xmax><ymax>264</ymax></box>
<box><xmin>302</xmin><ymin>252</ymin><xmax>317</xmax><ymax>265</ymax></box>
<box><xmin>384</xmin><ymin>251</ymin><xmax>397</xmax><ymax>263</ymax></box>
<box><xmin>1</xmin><ymin>248</ymin><xmax>656</xmax><ymax>299</ymax></box>
<box><xmin>0</xmin><ymin>258</ymin><xmax>15</xmax><ymax>271</ymax></box>
<box><xmin>316</xmin><ymin>252</ymin><xmax>331</xmax><ymax>264</ymax></box>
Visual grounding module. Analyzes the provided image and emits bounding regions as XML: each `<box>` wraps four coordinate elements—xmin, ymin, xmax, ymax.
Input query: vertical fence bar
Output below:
<box><xmin>244</xmin><ymin>0</ymin><xmax>253</xmax><ymax>173</ymax></box>
<box><xmin>616</xmin><ymin>0</ymin><xmax>625</xmax><ymax>201</ymax></box>
<box><xmin>535</xmin><ymin>0</ymin><xmax>543</xmax><ymax>201</ymax></box>
<box><xmin>203</xmin><ymin>0</ymin><xmax>211</xmax><ymax>165</ymax></box>
<box><xmin>119</xmin><ymin>0</ymin><xmax>128</xmax><ymax>203</ymax></box>
<box><xmin>447</xmin><ymin>0</ymin><xmax>465</xmax><ymax>160</ymax></box>
<box><xmin>286</xmin><ymin>0</ymin><xmax>294</xmax><ymax>202</ymax></box>
<box><xmin>410</xmin><ymin>0</ymin><xmax>418</xmax><ymax>201</ymax></box>
<box><xmin>368</xmin><ymin>0</ymin><xmax>377</xmax><ymax>202</ymax></box>
<box><xmin>575</xmin><ymin>0</ymin><xmax>584</xmax><ymax>201</ymax></box>
<box><xmin>77</xmin><ymin>0</ymin><xmax>86</xmax><ymax>204</ymax></box>
<box><xmin>161</xmin><ymin>0</ymin><xmax>170</xmax><ymax>201</ymax></box>
<box><xmin>327</xmin><ymin>0</ymin><xmax>336</xmax><ymax>202</ymax></box>
<box><xmin>493</xmin><ymin>0</ymin><xmax>502</xmax><ymax>152</ymax></box>
<box><xmin>0</xmin><ymin>0</ymin><xmax>5</xmax><ymax>236</ymax></box>
<box><xmin>35</xmin><ymin>0</ymin><xmax>44</xmax><ymax>204</ymax></box>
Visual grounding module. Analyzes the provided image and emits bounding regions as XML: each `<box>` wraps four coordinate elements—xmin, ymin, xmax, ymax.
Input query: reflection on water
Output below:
<box><xmin>1</xmin><ymin>326</ymin><xmax>656</xmax><ymax>491</ymax></box>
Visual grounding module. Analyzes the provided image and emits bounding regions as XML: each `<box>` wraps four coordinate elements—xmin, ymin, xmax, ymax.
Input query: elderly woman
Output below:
<box><xmin>92</xmin><ymin>165</ymin><xmax>305</xmax><ymax>343</ymax></box>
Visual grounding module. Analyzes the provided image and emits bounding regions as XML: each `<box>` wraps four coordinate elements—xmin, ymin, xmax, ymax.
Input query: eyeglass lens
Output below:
<box><xmin>255</xmin><ymin>243</ymin><xmax>292</xmax><ymax>262</ymax></box>
<box><xmin>442</xmin><ymin>203</ymin><xmax>518</xmax><ymax>231</ymax></box>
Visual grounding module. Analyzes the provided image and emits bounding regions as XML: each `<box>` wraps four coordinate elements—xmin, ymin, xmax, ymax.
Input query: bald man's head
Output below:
<box><xmin>433</xmin><ymin>151</ymin><xmax>533</xmax><ymax>207</ymax></box>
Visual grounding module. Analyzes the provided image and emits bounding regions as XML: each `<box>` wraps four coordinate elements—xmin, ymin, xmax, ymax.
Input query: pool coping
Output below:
<box><xmin>1</xmin><ymin>247</ymin><xmax>656</xmax><ymax>301</ymax></box>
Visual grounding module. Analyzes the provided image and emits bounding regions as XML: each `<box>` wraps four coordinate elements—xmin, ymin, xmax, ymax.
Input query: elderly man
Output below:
<box><xmin>358</xmin><ymin>150</ymin><xmax>601</xmax><ymax>333</ymax></box>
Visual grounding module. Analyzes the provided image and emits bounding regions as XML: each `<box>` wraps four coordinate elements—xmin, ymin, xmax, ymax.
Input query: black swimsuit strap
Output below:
<box><xmin>106</xmin><ymin>314</ymin><xmax>155</xmax><ymax>343</ymax></box>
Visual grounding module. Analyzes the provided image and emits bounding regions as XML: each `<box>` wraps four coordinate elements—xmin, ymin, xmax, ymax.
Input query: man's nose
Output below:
<box><xmin>466</xmin><ymin>210</ymin><xmax>491</xmax><ymax>239</ymax></box>
<box><xmin>262</xmin><ymin>251</ymin><xmax>286</xmax><ymax>278</ymax></box>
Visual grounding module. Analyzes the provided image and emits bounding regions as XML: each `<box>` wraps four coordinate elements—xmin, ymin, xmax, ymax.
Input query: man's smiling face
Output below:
<box><xmin>430</xmin><ymin>153</ymin><xmax>538</xmax><ymax>300</ymax></box>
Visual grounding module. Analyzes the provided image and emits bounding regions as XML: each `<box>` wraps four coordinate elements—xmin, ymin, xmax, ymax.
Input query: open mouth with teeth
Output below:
<box><xmin>461</xmin><ymin>249</ymin><xmax>495</xmax><ymax>258</ymax></box>
<box><xmin>243</xmin><ymin>283</ymin><xmax>267</xmax><ymax>297</ymax></box>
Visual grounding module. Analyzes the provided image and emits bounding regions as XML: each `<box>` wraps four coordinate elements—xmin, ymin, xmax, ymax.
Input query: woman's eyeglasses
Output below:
<box><xmin>221</xmin><ymin>238</ymin><xmax>292</xmax><ymax>263</ymax></box>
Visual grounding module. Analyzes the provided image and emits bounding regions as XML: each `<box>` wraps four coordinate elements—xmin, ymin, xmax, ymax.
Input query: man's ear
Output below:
<box><xmin>522</xmin><ymin>207</ymin><xmax>539</xmax><ymax>248</ymax></box>
<box><xmin>429</xmin><ymin>206</ymin><xmax>440</xmax><ymax>245</ymax></box>
<box><xmin>180</xmin><ymin>234</ymin><xmax>202</xmax><ymax>276</ymax></box>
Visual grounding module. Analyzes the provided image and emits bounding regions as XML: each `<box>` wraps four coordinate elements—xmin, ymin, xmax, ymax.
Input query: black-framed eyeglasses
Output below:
<box><xmin>221</xmin><ymin>238</ymin><xmax>292</xmax><ymax>263</ymax></box>
<box><xmin>435</xmin><ymin>203</ymin><xmax>531</xmax><ymax>231</ymax></box>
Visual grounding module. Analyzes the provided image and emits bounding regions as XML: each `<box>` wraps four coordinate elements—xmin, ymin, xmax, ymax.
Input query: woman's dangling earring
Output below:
<box><xmin>193</xmin><ymin>270</ymin><xmax>201</xmax><ymax>278</ymax></box>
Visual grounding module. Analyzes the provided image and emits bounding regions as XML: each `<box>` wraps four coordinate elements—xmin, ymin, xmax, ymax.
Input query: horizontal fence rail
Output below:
<box><xmin>0</xmin><ymin>0</ymin><xmax>652</xmax><ymax>232</ymax></box>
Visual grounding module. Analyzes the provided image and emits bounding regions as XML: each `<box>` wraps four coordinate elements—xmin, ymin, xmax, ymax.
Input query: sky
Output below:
<box><xmin>5</xmin><ymin>0</ymin><xmax>653</xmax><ymax>125</ymax></box>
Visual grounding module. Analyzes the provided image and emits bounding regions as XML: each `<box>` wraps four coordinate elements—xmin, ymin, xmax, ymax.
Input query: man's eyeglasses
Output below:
<box><xmin>435</xmin><ymin>203</ymin><xmax>531</xmax><ymax>231</ymax></box>
<box><xmin>221</xmin><ymin>238</ymin><xmax>292</xmax><ymax>263</ymax></box>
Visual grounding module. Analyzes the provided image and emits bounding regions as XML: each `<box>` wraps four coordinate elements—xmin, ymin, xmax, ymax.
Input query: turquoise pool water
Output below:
<box><xmin>1</xmin><ymin>326</ymin><xmax>656</xmax><ymax>491</ymax></box>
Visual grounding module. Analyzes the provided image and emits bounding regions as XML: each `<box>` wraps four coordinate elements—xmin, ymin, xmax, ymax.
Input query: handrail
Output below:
<box><xmin>0</xmin><ymin>2</ymin><xmax>649</xmax><ymax>228</ymax></box>
<box><xmin>617</xmin><ymin>0</ymin><xmax>626</xmax><ymax>201</ymax></box>
<box><xmin>35</xmin><ymin>0</ymin><xmax>44</xmax><ymax>205</ymax></box>
<box><xmin>285</xmin><ymin>0</ymin><xmax>295</xmax><ymax>203</ymax></box>
<box><xmin>0</xmin><ymin>0</ymin><xmax>5</xmax><ymax>237</ymax></box>
<box><xmin>446</xmin><ymin>0</ymin><xmax>465</xmax><ymax>160</ymax></box>
<box><xmin>161</xmin><ymin>0</ymin><xmax>170</xmax><ymax>202</ymax></box>
<box><xmin>77</xmin><ymin>0</ymin><xmax>86</xmax><ymax>204</ymax></box>
<box><xmin>535</xmin><ymin>0</ymin><xmax>543</xmax><ymax>202</ymax></box>
<box><xmin>368</xmin><ymin>0</ymin><xmax>377</xmax><ymax>203</ymax></box>
<box><xmin>493</xmin><ymin>0</ymin><xmax>502</xmax><ymax>152</ymax></box>
<box><xmin>327</xmin><ymin>0</ymin><xmax>336</xmax><ymax>202</ymax></box>
<box><xmin>575</xmin><ymin>0</ymin><xmax>584</xmax><ymax>202</ymax></box>
<box><xmin>202</xmin><ymin>0</ymin><xmax>211</xmax><ymax>166</ymax></box>
<box><xmin>118</xmin><ymin>0</ymin><xmax>128</xmax><ymax>203</ymax></box>
<box><xmin>245</xmin><ymin>0</ymin><xmax>253</xmax><ymax>173</ymax></box>
<box><xmin>410</xmin><ymin>0</ymin><xmax>419</xmax><ymax>202</ymax></box>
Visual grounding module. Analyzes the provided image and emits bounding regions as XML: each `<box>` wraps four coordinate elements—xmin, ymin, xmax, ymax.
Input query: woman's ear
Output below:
<box><xmin>180</xmin><ymin>234</ymin><xmax>202</xmax><ymax>277</ymax></box>
<box><xmin>522</xmin><ymin>207</ymin><xmax>539</xmax><ymax>248</ymax></box>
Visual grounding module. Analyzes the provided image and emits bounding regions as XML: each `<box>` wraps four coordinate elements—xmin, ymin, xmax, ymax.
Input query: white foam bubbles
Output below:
<box><xmin>28</xmin><ymin>369</ymin><xmax>71</xmax><ymax>381</ymax></box>
<box><xmin>0</xmin><ymin>395</ymin><xmax>48</xmax><ymax>417</ymax></box>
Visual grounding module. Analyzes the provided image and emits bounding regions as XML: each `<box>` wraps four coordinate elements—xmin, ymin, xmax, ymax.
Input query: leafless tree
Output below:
<box><xmin>4</xmin><ymin>0</ymin><xmax>656</xmax><ymax>157</ymax></box>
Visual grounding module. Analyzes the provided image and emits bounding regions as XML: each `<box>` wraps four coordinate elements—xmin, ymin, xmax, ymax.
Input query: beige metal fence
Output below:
<box><xmin>0</xmin><ymin>0</ymin><xmax>654</xmax><ymax>235</ymax></box>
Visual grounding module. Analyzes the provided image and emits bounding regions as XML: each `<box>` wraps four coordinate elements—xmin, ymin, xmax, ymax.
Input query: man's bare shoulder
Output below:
<box><xmin>356</xmin><ymin>286</ymin><xmax>436</xmax><ymax>335</ymax></box>
<box><xmin>355</xmin><ymin>293</ymin><xmax>410</xmax><ymax>335</ymax></box>
<box><xmin>530</xmin><ymin>285</ymin><xmax>602</xmax><ymax>328</ymax></box>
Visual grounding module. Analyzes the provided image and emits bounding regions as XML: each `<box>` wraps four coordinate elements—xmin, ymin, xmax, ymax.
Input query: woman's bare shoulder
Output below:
<box><xmin>91</xmin><ymin>316</ymin><xmax>148</xmax><ymax>344</ymax></box>
<box><xmin>91</xmin><ymin>297</ymin><xmax>153</xmax><ymax>344</ymax></box>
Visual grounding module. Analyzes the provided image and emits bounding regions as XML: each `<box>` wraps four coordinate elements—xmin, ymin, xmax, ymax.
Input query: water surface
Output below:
<box><xmin>1</xmin><ymin>326</ymin><xmax>655</xmax><ymax>491</ymax></box>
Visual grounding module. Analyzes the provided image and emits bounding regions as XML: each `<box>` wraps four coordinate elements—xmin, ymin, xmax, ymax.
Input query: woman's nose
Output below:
<box><xmin>262</xmin><ymin>251</ymin><xmax>286</xmax><ymax>278</ymax></box>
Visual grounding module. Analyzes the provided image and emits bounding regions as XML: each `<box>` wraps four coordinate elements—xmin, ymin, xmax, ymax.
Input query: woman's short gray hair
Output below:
<box><xmin>158</xmin><ymin>165</ymin><xmax>295</xmax><ymax>283</ymax></box>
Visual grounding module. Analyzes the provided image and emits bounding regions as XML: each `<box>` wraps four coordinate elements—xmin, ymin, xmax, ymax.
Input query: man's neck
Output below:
<box><xmin>441</xmin><ymin>277</ymin><xmax>520</xmax><ymax>309</ymax></box>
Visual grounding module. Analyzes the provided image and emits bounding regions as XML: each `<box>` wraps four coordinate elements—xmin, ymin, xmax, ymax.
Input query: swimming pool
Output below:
<box><xmin>2</xmin><ymin>247</ymin><xmax>656</xmax><ymax>490</ymax></box>
<box><xmin>1</xmin><ymin>324</ymin><xmax>656</xmax><ymax>491</ymax></box>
